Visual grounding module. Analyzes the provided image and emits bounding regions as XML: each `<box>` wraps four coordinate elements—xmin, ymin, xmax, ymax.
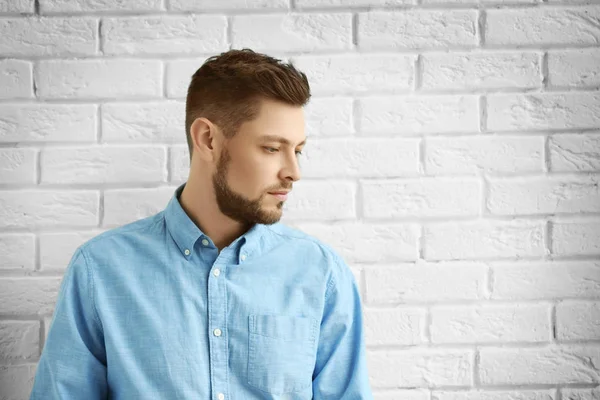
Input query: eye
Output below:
<box><xmin>295</xmin><ymin>151</ymin><xmax>303</xmax><ymax>156</ymax></box>
<box><xmin>264</xmin><ymin>147</ymin><xmax>278</xmax><ymax>153</ymax></box>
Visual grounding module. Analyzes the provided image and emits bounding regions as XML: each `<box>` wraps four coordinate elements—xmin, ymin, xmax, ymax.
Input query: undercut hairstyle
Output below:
<box><xmin>185</xmin><ymin>48</ymin><xmax>311</xmax><ymax>159</ymax></box>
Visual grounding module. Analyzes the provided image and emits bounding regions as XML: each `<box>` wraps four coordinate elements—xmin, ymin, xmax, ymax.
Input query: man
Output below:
<box><xmin>30</xmin><ymin>49</ymin><xmax>373</xmax><ymax>399</ymax></box>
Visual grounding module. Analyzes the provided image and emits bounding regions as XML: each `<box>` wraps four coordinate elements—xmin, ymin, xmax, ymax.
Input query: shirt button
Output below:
<box><xmin>213</xmin><ymin>268</ymin><xmax>220</xmax><ymax>277</ymax></box>
<box><xmin>184</xmin><ymin>249</ymin><xmax>190</xmax><ymax>256</ymax></box>
<box><xmin>213</xmin><ymin>328</ymin><xmax>222</xmax><ymax>337</ymax></box>
<box><xmin>217</xmin><ymin>393</ymin><xmax>225</xmax><ymax>400</ymax></box>
<box><xmin>240</xmin><ymin>254</ymin><xmax>246</xmax><ymax>261</ymax></box>
<box><xmin>202</xmin><ymin>239</ymin><xmax>209</xmax><ymax>246</ymax></box>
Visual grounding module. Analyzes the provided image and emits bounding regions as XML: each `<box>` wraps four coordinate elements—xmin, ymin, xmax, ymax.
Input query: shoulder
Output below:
<box><xmin>78</xmin><ymin>212</ymin><xmax>165</xmax><ymax>259</ymax></box>
<box><xmin>265</xmin><ymin>222</ymin><xmax>353</xmax><ymax>283</ymax></box>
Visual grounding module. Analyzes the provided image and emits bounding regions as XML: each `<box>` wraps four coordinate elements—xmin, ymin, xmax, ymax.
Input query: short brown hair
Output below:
<box><xmin>185</xmin><ymin>48</ymin><xmax>311</xmax><ymax>158</ymax></box>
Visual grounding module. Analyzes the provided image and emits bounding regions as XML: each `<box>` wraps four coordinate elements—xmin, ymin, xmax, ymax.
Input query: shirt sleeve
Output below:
<box><xmin>30</xmin><ymin>247</ymin><xmax>108</xmax><ymax>399</ymax></box>
<box><xmin>312</xmin><ymin>254</ymin><xmax>374</xmax><ymax>399</ymax></box>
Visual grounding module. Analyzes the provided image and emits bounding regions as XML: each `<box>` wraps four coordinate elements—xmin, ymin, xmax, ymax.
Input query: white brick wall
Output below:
<box><xmin>0</xmin><ymin>0</ymin><xmax>599</xmax><ymax>398</ymax></box>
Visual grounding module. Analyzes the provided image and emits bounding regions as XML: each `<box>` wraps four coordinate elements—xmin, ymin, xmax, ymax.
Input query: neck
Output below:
<box><xmin>179</xmin><ymin>177</ymin><xmax>251</xmax><ymax>251</ymax></box>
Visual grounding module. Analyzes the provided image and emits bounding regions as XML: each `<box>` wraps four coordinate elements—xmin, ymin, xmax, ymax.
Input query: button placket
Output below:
<box><xmin>208</xmin><ymin>257</ymin><xmax>228</xmax><ymax>400</ymax></box>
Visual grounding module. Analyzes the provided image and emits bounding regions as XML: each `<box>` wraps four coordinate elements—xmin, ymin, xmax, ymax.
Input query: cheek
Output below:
<box><xmin>229</xmin><ymin>163</ymin><xmax>267</xmax><ymax>195</ymax></box>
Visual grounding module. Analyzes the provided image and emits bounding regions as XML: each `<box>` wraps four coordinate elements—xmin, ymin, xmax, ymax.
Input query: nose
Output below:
<box><xmin>282</xmin><ymin>153</ymin><xmax>301</xmax><ymax>183</ymax></box>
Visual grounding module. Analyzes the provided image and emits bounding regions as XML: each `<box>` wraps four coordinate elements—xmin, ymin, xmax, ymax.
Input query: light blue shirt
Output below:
<box><xmin>30</xmin><ymin>183</ymin><xmax>373</xmax><ymax>399</ymax></box>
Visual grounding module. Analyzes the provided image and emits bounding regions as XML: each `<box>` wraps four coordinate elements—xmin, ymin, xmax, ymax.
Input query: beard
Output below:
<box><xmin>212</xmin><ymin>147</ymin><xmax>285</xmax><ymax>226</ymax></box>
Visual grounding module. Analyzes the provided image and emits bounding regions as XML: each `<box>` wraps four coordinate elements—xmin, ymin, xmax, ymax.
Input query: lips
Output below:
<box><xmin>269</xmin><ymin>191</ymin><xmax>289</xmax><ymax>201</ymax></box>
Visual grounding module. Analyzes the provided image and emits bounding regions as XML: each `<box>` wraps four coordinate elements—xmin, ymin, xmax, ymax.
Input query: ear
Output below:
<box><xmin>190</xmin><ymin>117</ymin><xmax>218</xmax><ymax>162</ymax></box>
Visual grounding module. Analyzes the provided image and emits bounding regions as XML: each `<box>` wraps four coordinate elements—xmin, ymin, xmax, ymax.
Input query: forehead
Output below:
<box><xmin>238</xmin><ymin>99</ymin><xmax>306</xmax><ymax>144</ymax></box>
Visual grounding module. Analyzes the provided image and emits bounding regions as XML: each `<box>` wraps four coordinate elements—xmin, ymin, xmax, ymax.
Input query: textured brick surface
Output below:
<box><xmin>486</xmin><ymin>7</ymin><xmax>600</xmax><ymax>46</ymax></box>
<box><xmin>359</xmin><ymin>95</ymin><xmax>479</xmax><ymax>134</ymax></box>
<box><xmin>0</xmin><ymin>17</ymin><xmax>97</xmax><ymax>56</ymax></box>
<box><xmin>232</xmin><ymin>13</ymin><xmax>352</xmax><ymax>52</ymax></box>
<box><xmin>422</xmin><ymin>52</ymin><xmax>541</xmax><ymax>90</ymax></box>
<box><xmin>102</xmin><ymin>16</ymin><xmax>227</xmax><ymax>55</ymax></box>
<box><xmin>39</xmin><ymin>0</ymin><xmax>162</xmax><ymax>13</ymax></box>
<box><xmin>36</xmin><ymin>60</ymin><xmax>162</xmax><ymax>99</ymax></box>
<box><xmin>0</xmin><ymin>60</ymin><xmax>33</xmax><ymax>99</ymax></box>
<box><xmin>358</xmin><ymin>10</ymin><xmax>478</xmax><ymax>50</ymax></box>
<box><xmin>1</xmin><ymin>1</ymin><xmax>599</xmax><ymax>397</ymax></box>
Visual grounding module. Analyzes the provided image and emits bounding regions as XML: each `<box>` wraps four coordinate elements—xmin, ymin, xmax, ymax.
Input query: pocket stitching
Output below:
<box><xmin>247</xmin><ymin>315</ymin><xmax>316</xmax><ymax>394</ymax></box>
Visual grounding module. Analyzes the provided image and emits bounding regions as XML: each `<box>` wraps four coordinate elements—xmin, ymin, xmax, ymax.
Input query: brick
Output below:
<box><xmin>0</xmin><ymin>148</ymin><xmax>36</xmax><ymax>184</ymax></box>
<box><xmin>549</xmin><ymin>133</ymin><xmax>600</xmax><ymax>172</ymax></box>
<box><xmin>304</xmin><ymin>97</ymin><xmax>352</xmax><ymax>136</ymax></box>
<box><xmin>170</xmin><ymin>0</ymin><xmax>288</xmax><ymax>10</ymax></box>
<box><xmin>0</xmin><ymin>190</ymin><xmax>99</xmax><ymax>229</ymax></box>
<box><xmin>358</xmin><ymin>10</ymin><xmax>478</xmax><ymax>50</ymax></box>
<box><xmin>0</xmin><ymin>278</ymin><xmax>62</xmax><ymax>315</ymax></box>
<box><xmin>0</xmin><ymin>0</ymin><xmax>34</xmax><ymax>13</ymax></box>
<box><xmin>486</xmin><ymin>7</ymin><xmax>600</xmax><ymax>46</ymax></box>
<box><xmin>556</xmin><ymin>301</ymin><xmax>600</xmax><ymax>340</ymax></box>
<box><xmin>165</xmin><ymin>58</ymin><xmax>209</xmax><ymax>98</ymax></box>
<box><xmin>232</xmin><ymin>13</ymin><xmax>352</xmax><ymax>52</ymax></box>
<box><xmin>0</xmin><ymin>17</ymin><xmax>96</xmax><ymax>56</ymax></box>
<box><xmin>39</xmin><ymin>231</ymin><xmax>102</xmax><ymax>272</ymax></box>
<box><xmin>487</xmin><ymin>175</ymin><xmax>600</xmax><ymax>215</ymax></box>
<box><xmin>103</xmin><ymin>187</ymin><xmax>174</xmax><ymax>227</ymax></box>
<box><xmin>293</xmin><ymin>54</ymin><xmax>414</xmax><ymax>95</ymax></box>
<box><xmin>368</xmin><ymin>349</ymin><xmax>473</xmax><ymax>387</ymax></box>
<box><xmin>102</xmin><ymin>102</ymin><xmax>186</xmax><ymax>143</ymax></box>
<box><xmin>296</xmin><ymin>222</ymin><xmax>419</xmax><ymax>263</ymax></box>
<box><xmin>41</xmin><ymin>146</ymin><xmax>167</xmax><ymax>184</ymax></box>
<box><xmin>562</xmin><ymin>387</ymin><xmax>600</xmax><ymax>400</ymax></box>
<box><xmin>281</xmin><ymin>180</ymin><xmax>355</xmax><ymax>222</ymax></box>
<box><xmin>421</xmin><ymin>52</ymin><xmax>541</xmax><ymax>90</ymax></box>
<box><xmin>363</xmin><ymin>307</ymin><xmax>425</xmax><ymax>346</ymax></box>
<box><xmin>424</xmin><ymin>220</ymin><xmax>546</xmax><ymax>261</ymax></box>
<box><xmin>487</xmin><ymin>92</ymin><xmax>600</xmax><ymax>131</ymax></box>
<box><xmin>359</xmin><ymin>95</ymin><xmax>479</xmax><ymax>134</ymax></box>
<box><xmin>365</xmin><ymin>262</ymin><xmax>486</xmax><ymax>304</ymax></box>
<box><xmin>548</xmin><ymin>49</ymin><xmax>600</xmax><ymax>88</ymax></box>
<box><xmin>423</xmin><ymin>0</ymin><xmax>536</xmax><ymax>3</ymax></box>
<box><xmin>552</xmin><ymin>220</ymin><xmax>600</xmax><ymax>257</ymax></box>
<box><xmin>0</xmin><ymin>365</ymin><xmax>37</xmax><ymax>400</ymax></box>
<box><xmin>43</xmin><ymin>317</ymin><xmax>52</xmax><ymax>345</ymax></box>
<box><xmin>491</xmin><ymin>260</ymin><xmax>600</xmax><ymax>300</ymax></box>
<box><xmin>102</xmin><ymin>16</ymin><xmax>227</xmax><ymax>55</ymax></box>
<box><xmin>349</xmin><ymin>267</ymin><xmax>363</xmax><ymax>296</ymax></box>
<box><xmin>170</xmin><ymin>145</ymin><xmax>190</xmax><ymax>183</ymax></box>
<box><xmin>40</xmin><ymin>0</ymin><xmax>162</xmax><ymax>12</ymax></box>
<box><xmin>301</xmin><ymin>138</ymin><xmax>419</xmax><ymax>178</ymax></box>
<box><xmin>0</xmin><ymin>234</ymin><xmax>35</xmax><ymax>270</ymax></box>
<box><xmin>430</xmin><ymin>304</ymin><xmax>551</xmax><ymax>344</ymax></box>
<box><xmin>425</xmin><ymin>135</ymin><xmax>544</xmax><ymax>174</ymax></box>
<box><xmin>0</xmin><ymin>321</ymin><xmax>39</xmax><ymax>363</ymax></box>
<box><xmin>374</xmin><ymin>391</ymin><xmax>429</xmax><ymax>400</ymax></box>
<box><xmin>297</xmin><ymin>0</ymin><xmax>413</xmax><ymax>6</ymax></box>
<box><xmin>479</xmin><ymin>345</ymin><xmax>600</xmax><ymax>385</ymax></box>
<box><xmin>305</xmin><ymin>97</ymin><xmax>353</xmax><ymax>136</ymax></box>
<box><xmin>0</xmin><ymin>104</ymin><xmax>96</xmax><ymax>142</ymax></box>
<box><xmin>36</xmin><ymin>60</ymin><xmax>161</xmax><ymax>99</ymax></box>
<box><xmin>362</xmin><ymin>178</ymin><xmax>481</xmax><ymax>219</ymax></box>
<box><xmin>0</xmin><ymin>59</ymin><xmax>32</xmax><ymax>99</ymax></box>
<box><xmin>432</xmin><ymin>390</ymin><xmax>556</xmax><ymax>400</ymax></box>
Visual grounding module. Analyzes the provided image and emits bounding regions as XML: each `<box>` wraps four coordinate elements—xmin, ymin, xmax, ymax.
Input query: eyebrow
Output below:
<box><xmin>259</xmin><ymin>135</ymin><xmax>307</xmax><ymax>147</ymax></box>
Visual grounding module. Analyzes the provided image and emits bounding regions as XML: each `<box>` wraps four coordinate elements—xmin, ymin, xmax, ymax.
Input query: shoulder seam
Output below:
<box><xmin>80</xmin><ymin>247</ymin><xmax>104</xmax><ymax>333</ymax></box>
<box><xmin>264</xmin><ymin>225</ymin><xmax>320</xmax><ymax>245</ymax></box>
<box><xmin>85</xmin><ymin>212</ymin><xmax>164</xmax><ymax>247</ymax></box>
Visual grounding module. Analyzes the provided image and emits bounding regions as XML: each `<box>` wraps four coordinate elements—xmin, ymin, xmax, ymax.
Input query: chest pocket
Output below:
<box><xmin>247</xmin><ymin>314</ymin><xmax>318</xmax><ymax>394</ymax></box>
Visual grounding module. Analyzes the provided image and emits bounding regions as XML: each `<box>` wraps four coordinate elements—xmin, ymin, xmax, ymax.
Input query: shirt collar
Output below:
<box><xmin>164</xmin><ymin>183</ymin><xmax>268</xmax><ymax>260</ymax></box>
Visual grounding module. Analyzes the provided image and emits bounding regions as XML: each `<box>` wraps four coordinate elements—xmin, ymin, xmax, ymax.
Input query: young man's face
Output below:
<box><xmin>212</xmin><ymin>98</ymin><xmax>306</xmax><ymax>226</ymax></box>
